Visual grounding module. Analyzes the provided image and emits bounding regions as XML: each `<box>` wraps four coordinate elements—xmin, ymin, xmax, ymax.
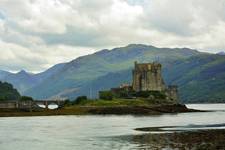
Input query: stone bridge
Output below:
<box><xmin>34</xmin><ymin>100</ymin><xmax>65</xmax><ymax>109</ymax></box>
<box><xmin>0</xmin><ymin>100</ymin><xmax>66</xmax><ymax>110</ymax></box>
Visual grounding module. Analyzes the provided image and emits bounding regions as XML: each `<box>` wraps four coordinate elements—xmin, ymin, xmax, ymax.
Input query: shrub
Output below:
<box><xmin>134</xmin><ymin>91</ymin><xmax>166</xmax><ymax>99</ymax></box>
<box><xmin>64</xmin><ymin>99</ymin><xmax>72</xmax><ymax>106</ymax></box>
<box><xmin>19</xmin><ymin>96</ymin><xmax>33</xmax><ymax>101</ymax></box>
<box><xmin>150</xmin><ymin>91</ymin><xmax>166</xmax><ymax>99</ymax></box>
<box><xmin>73</xmin><ymin>96</ymin><xmax>88</xmax><ymax>104</ymax></box>
<box><xmin>135</xmin><ymin>91</ymin><xmax>151</xmax><ymax>98</ymax></box>
<box><xmin>99</xmin><ymin>91</ymin><xmax>113</xmax><ymax>100</ymax></box>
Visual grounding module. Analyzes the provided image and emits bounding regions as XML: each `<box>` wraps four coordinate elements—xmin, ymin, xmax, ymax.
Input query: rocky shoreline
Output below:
<box><xmin>86</xmin><ymin>104</ymin><xmax>199</xmax><ymax>115</ymax></box>
<box><xmin>0</xmin><ymin>104</ymin><xmax>200</xmax><ymax>117</ymax></box>
<box><xmin>122</xmin><ymin>129</ymin><xmax>225</xmax><ymax>150</ymax></box>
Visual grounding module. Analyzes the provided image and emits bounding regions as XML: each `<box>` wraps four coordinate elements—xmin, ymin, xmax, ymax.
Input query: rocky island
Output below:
<box><xmin>0</xmin><ymin>61</ymin><xmax>198</xmax><ymax>117</ymax></box>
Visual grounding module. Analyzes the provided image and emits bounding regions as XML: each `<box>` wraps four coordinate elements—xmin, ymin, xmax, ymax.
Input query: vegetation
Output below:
<box><xmin>64</xmin><ymin>93</ymin><xmax>173</xmax><ymax>108</ymax></box>
<box><xmin>19</xmin><ymin>96</ymin><xmax>33</xmax><ymax>101</ymax></box>
<box><xmin>64</xmin><ymin>96</ymin><xmax>89</xmax><ymax>106</ymax></box>
<box><xmin>99</xmin><ymin>89</ymin><xmax>168</xmax><ymax>101</ymax></box>
<box><xmin>64</xmin><ymin>99</ymin><xmax>73</xmax><ymax>106</ymax></box>
<box><xmin>0</xmin><ymin>81</ymin><xmax>20</xmax><ymax>101</ymax></box>
<box><xmin>134</xmin><ymin>91</ymin><xmax>167</xmax><ymax>99</ymax></box>
<box><xmin>99</xmin><ymin>91</ymin><xmax>113</xmax><ymax>100</ymax></box>
<box><xmin>72</xmin><ymin>99</ymin><xmax>150</xmax><ymax>106</ymax></box>
<box><xmin>65</xmin><ymin>97</ymin><xmax>174</xmax><ymax>107</ymax></box>
<box><xmin>73</xmin><ymin>96</ymin><xmax>88</xmax><ymax>104</ymax></box>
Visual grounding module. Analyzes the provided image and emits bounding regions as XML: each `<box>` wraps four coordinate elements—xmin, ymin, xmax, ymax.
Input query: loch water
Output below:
<box><xmin>0</xmin><ymin>104</ymin><xmax>225</xmax><ymax>150</ymax></box>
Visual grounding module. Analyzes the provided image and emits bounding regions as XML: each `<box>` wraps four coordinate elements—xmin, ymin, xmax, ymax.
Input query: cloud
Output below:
<box><xmin>0</xmin><ymin>0</ymin><xmax>225</xmax><ymax>72</ymax></box>
<box><xmin>0</xmin><ymin>39</ymin><xmax>95</xmax><ymax>72</ymax></box>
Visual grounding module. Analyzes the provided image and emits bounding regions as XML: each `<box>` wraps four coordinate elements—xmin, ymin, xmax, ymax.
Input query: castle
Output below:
<box><xmin>132</xmin><ymin>61</ymin><xmax>178</xmax><ymax>102</ymax></box>
<box><xmin>132</xmin><ymin>61</ymin><xmax>166</xmax><ymax>92</ymax></box>
<box><xmin>99</xmin><ymin>61</ymin><xmax>179</xmax><ymax>103</ymax></box>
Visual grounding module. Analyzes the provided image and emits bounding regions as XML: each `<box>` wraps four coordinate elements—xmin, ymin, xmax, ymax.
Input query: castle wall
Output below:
<box><xmin>165</xmin><ymin>86</ymin><xmax>179</xmax><ymax>103</ymax></box>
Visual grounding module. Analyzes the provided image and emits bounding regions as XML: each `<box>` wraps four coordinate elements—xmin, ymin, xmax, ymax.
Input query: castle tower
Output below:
<box><xmin>132</xmin><ymin>61</ymin><xmax>166</xmax><ymax>92</ymax></box>
<box><xmin>166</xmin><ymin>85</ymin><xmax>179</xmax><ymax>103</ymax></box>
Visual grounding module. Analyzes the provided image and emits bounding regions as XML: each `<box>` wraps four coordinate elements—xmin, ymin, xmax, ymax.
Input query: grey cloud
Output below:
<box><xmin>0</xmin><ymin>11</ymin><xmax>5</xmax><ymax>20</ymax></box>
<box><xmin>41</xmin><ymin>26</ymin><xmax>103</xmax><ymax>46</ymax></box>
<box><xmin>0</xmin><ymin>0</ymin><xmax>225</xmax><ymax>72</ymax></box>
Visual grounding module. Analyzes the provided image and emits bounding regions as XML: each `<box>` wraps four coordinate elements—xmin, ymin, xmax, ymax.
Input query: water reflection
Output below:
<box><xmin>0</xmin><ymin>104</ymin><xmax>225</xmax><ymax>150</ymax></box>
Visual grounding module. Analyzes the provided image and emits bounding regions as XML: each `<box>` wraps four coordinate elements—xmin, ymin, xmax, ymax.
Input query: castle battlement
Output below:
<box><xmin>134</xmin><ymin>61</ymin><xmax>161</xmax><ymax>72</ymax></box>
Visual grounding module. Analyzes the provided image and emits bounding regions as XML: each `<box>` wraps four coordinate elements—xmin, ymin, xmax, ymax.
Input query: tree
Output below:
<box><xmin>19</xmin><ymin>96</ymin><xmax>33</xmax><ymax>101</ymax></box>
<box><xmin>0</xmin><ymin>81</ymin><xmax>21</xmax><ymax>101</ymax></box>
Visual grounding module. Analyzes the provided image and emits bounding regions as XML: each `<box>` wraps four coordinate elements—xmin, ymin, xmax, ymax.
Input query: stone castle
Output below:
<box><xmin>132</xmin><ymin>61</ymin><xmax>178</xmax><ymax>102</ymax></box>
<box><xmin>100</xmin><ymin>61</ymin><xmax>179</xmax><ymax>103</ymax></box>
<box><xmin>132</xmin><ymin>61</ymin><xmax>166</xmax><ymax>91</ymax></box>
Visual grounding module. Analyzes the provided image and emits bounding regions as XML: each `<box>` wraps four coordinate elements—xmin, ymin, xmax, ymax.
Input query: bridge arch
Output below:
<box><xmin>34</xmin><ymin>100</ymin><xmax>65</xmax><ymax>109</ymax></box>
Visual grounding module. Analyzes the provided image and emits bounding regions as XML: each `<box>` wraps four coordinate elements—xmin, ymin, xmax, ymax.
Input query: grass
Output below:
<box><xmin>69</xmin><ymin>98</ymin><xmax>173</xmax><ymax>107</ymax></box>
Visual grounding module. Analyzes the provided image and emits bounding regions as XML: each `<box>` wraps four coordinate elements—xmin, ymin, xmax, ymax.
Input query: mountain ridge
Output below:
<box><xmin>0</xmin><ymin>44</ymin><xmax>225</xmax><ymax>103</ymax></box>
<box><xmin>23</xmin><ymin>44</ymin><xmax>201</xmax><ymax>100</ymax></box>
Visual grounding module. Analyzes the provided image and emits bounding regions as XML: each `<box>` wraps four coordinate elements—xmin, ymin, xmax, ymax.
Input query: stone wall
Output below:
<box><xmin>0</xmin><ymin>101</ymin><xmax>33</xmax><ymax>109</ymax></box>
<box><xmin>165</xmin><ymin>85</ymin><xmax>179</xmax><ymax>103</ymax></box>
<box><xmin>0</xmin><ymin>101</ymin><xmax>18</xmax><ymax>109</ymax></box>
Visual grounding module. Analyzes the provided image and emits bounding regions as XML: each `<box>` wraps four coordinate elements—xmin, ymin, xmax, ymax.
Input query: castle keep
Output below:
<box><xmin>99</xmin><ymin>61</ymin><xmax>179</xmax><ymax>103</ymax></box>
<box><xmin>132</xmin><ymin>61</ymin><xmax>179</xmax><ymax>102</ymax></box>
<box><xmin>132</xmin><ymin>61</ymin><xmax>166</xmax><ymax>92</ymax></box>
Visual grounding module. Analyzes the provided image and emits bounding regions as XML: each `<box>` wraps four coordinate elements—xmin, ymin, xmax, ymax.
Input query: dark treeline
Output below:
<box><xmin>0</xmin><ymin>81</ymin><xmax>21</xmax><ymax>101</ymax></box>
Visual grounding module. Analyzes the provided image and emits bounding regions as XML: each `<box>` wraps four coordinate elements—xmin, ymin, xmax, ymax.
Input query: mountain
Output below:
<box><xmin>24</xmin><ymin>44</ymin><xmax>201</xmax><ymax>100</ymax></box>
<box><xmin>0</xmin><ymin>63</ymin><xmax>65</xmax><ymax>93</ymax></box>
<box><xmin>62</xmin><ymin>53</ymin><xmax>225</xmax><ymax>103</ymax></box>
<box><xmin>1</xmin><ymin>70</ymin><xmax>37</xmax><ymax>93</ymax></box>
<box><xmin>164</xmin><ymin>54</ymin><xmax>225</xmax><ymax>103</ymax></box>
<box><xmin>1</xmin><ymin>44</ymin><xmax>225</xmax><ymax>103</ymax></box>
<box><xmin>217</xmin><ymin>51</ymin><xmax>225</xmax><ymax>55</ymax></box>
<box><xmin>0</xmin><ymin>70</ymin><xmax>11</xmax><ymax>79</ymax></box>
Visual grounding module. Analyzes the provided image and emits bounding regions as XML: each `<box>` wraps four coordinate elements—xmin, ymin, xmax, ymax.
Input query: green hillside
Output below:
<box><xmin>79</xmin><ymin>54</ymin><xmax>225</xmax><ymax>103</ymax></box>
<box><xmin>2</xmin><ymin>44</ymin><xmax>225</xmax><ymax>103</ymax></box>
<box><xmin>24</xmin><ymin>44</ymin><xmax>200</xmax><ymax>100</ymax></box>
<box><xmin>164</xmin><ymin>54</ymin><xmax>225</xmax><ymax>103</ymax></box>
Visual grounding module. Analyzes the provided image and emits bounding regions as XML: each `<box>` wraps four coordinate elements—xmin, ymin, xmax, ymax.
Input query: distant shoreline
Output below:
<box><xmin>0</xmin><ymin>104</ymin><xmax>201</xmax><ymax>117</ymax></box>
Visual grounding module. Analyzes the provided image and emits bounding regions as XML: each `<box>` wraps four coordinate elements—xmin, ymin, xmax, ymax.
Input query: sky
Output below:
<box><xmin>0</xmin><ymin>0</ymin><xmax>225</xmax><ymax>72</ymax></box>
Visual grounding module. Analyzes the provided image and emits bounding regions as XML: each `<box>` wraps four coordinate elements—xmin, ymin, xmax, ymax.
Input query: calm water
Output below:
<box><xmin>1</xmin><ymin>104</ymin><xmax>225</xmax><ymax>150</ymax></box>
